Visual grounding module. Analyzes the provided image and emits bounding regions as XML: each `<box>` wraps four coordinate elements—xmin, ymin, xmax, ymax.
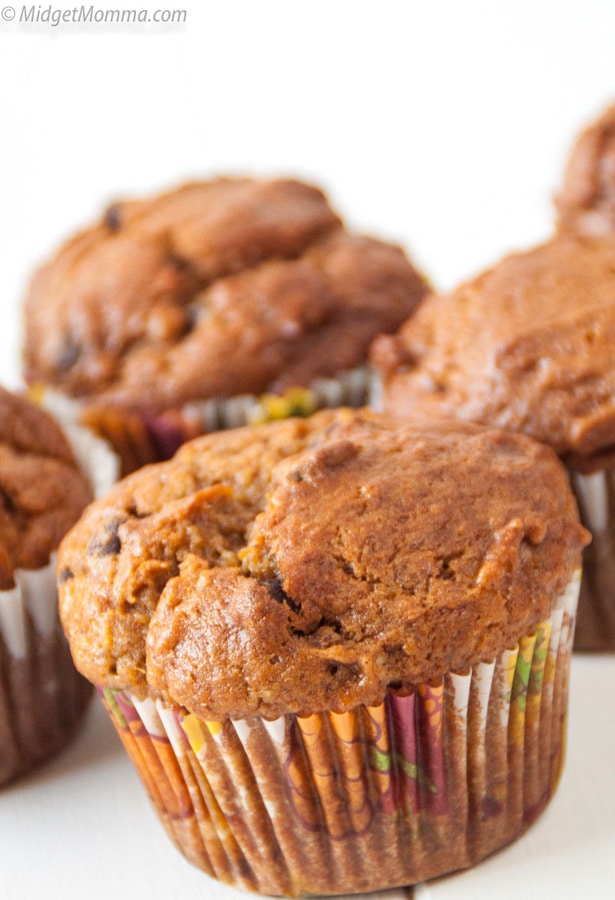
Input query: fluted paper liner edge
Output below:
<box><xmin>0</xmin><ymin>416</ymin><xmax>118</xmax><ymax>785</ymax></box>
<box><xmin>99</xmin><ymin>570</ymin><xmax>580</xmax><ymax>896</ymax></box>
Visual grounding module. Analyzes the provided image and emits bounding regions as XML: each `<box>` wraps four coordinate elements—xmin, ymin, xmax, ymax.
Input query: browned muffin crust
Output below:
<box><xmin>0</xmin><ymin>387</ymin><xmax>93</xmax><ymax>589</ymax></box>
<box><xmin>556</xmin><ymin>102</ymin><xmax>615</xmax><ymax>236</ymax></box>
<box><xmin>57</xmin><ymin>409</ymin><xmax>588</xmax><ymax>720</ymax></box>
<box><xmin>24</xmin><ymin>178</ymin><xmax>428</xmax><ymax>411</ymax></box>
<box><xmin>372</xmin><ymin>233</ymin><xmax>615</xmax><ymax>468</ymax></box>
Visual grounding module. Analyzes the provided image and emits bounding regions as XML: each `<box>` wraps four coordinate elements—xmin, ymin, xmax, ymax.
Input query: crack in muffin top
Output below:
<box><xmin>57</xmin><ymin>408</ymin><xmax>588</xmax><ymax>720</ymax></box>
<box><xmin>24</xmin><ymin>177</ymin><xmax>428</xmax><ymax>411</ymax></box>
<box><xmin>0</xmin><ymin>386</ymin><xmax>93</xmax><ymax>589</ymax></box>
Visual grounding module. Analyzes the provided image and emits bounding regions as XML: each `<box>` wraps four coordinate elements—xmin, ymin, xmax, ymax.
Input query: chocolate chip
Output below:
<box><xmin>264</xmin><ymin>577</ymin><xmax>301</xmax><ymax>614</ymax></box>
<box><xmin>179</xmin><ymin>303</ymin><xmax>200</xmax><ymax>337</ymax></box>
<box><xmin>58</xmin><ymin>567</ymin><xmax>74</xmax><ymax>584</ymax></box>
<box><xmin>87</xmin><ymin>519</ymin><xmax>123</xmax><ymax>556</ymax></box>
<box><xmin>103</xmin><ymin>203</ymin><xmax>122</xmax><ymax>232</ymax></box>
<box><xmin>0</xmin><ymin>487</ymin><xmax>15</xmax><ymax>515</ymax></box>
<box><xmin>99</xmin><ymin>532</ymin><xmax>121</xmax><ymax>555</ymax></box>
<box><xmin>56</xmin><ymin>337</ymin><xmax>81</xmax><ymax>372</ymax></box>
<box><xmin>167</xmin><ymin>252</ymin><xmax>191</xmax><ymax>272</ymax></box>
<box><xmin>126</xmin><ymin>503</ymin><xmax>149</xmax><ymax>520</ymax></box>
<box><xmin>326</xmin><ymin>661</ymin><xmax>360</xmax><ymax>681</ymax></box>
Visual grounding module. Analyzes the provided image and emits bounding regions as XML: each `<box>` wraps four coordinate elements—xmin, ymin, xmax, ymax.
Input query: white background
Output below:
<box><xmin>1</xmin><ymin>2</ymin><xmax>615</xmax><ymax>898</ymax></box>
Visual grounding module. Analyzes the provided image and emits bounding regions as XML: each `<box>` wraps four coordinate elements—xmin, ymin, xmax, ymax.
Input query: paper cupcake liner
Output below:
<box><xmin>98</xmin><ymin>571</ymin><xmax>580</xmax><ymax>896</ymax></box>
<box><xmin>0</xmin><ymin>416</ymin><xmax>119</xmax><ymax>786</ymax></box>
<box><xmin>0</xmin><ymin>554</ymin><xmax>94</xmax><ymax>785</ymax></box>
<box><xmin>181</xmin><ymin>366</ymin><xmax>372</xmax><ymax>432</ymax></box>
<box><xmin>47</xmin><ymin>365</ymin><xmax>373</xmax><ymax>476</ymax></box>
<box><xmin>569</xmin><ymin>468</ymin><xmax>615</xmax><ymax>651</ymax></box>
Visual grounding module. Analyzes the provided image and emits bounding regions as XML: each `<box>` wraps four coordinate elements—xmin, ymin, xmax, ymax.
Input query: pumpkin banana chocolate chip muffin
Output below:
<box><xmin>23</xmin><ymin>176</ymin><xmax>428</xmax><ymax>474</ymax></box>
<box><xmin>371</xmin><ymin>231</ymin><xmax>615</xmax><ymax>652</ymax></box>
<box><xmin>58</xmin><ymin>408</ymin><xmax>588</xmax><ymax>896</ymax></box>
<box><xmin>555</xmin><ymin>101</ymin><xmax>615</xmax><ymax>237</ymax></box>
<box><xmin>0</xmin><ymin>385</ymin><xmax>116</xmax><ymax>786</ymax></box>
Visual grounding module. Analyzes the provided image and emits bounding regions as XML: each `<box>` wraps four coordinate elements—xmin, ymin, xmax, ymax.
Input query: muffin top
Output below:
<box><xmin>372</xmin><ymin>233</ymin><xmax>615</xmax><ymax>471</ymax></box>
<box><xmin>23</xmin><ymin>177</ymin><xmax>427</xmax><ymax>412</ymax></box>
<box><xmin>556</xmin><ymin>102</ymin><xmax>615</xmax><ymax>237</ymax></box>
<box><xmin>0</xmin><ymin>387</ymin><xmax>93</xmax><ymax>589</ymax></box>
<box><xmin>58</xmin><ymin>408</ymin><xmax>588</xmax><ymax>720</ymax></box>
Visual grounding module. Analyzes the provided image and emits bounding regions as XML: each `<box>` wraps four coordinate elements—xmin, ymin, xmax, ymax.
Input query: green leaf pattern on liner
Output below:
<box><xmin>510</xmin><ymin>642</ymin><xmax>534</xmax><ymax>713</ymax></box>
<box><xmin>249</xmin><ymin>387</ymin><xmax>318</xmax><ymax>424</ymax></box>
<box><xmin>370</xmin><ymin>745</ymin><xmax>437</xmax><ymax>794</ymax></box>
<box><xmin>528</xmin><ymin>624</ymin><xmax>549</xmax><ymax>696</ymax></box>
<box><xmin>102</xmin><ymin>686</ymin><xmax>128</xmax><ymax>729</ymax></box>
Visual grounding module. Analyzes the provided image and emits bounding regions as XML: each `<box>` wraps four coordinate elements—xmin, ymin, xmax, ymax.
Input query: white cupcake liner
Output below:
<box><xmin>38</xmin><ymin>366</ymin><xmax>374</xmax><ymax>476</ymax></box>
<box><xmin>99</xmin><ymin>571</ymin><xmax>580</xmax><ymax>896</ymax></box>
<box><xmin>181</xmin><ymin>365</ymin><xmax>373</xmax><ymax>433</ymax></box>
<box><xmin>0</xmin><ymin>414</ymin><xmax>118</xmax><ymax>786</ymax></box>
<box><xmin>38</xmin><ymin>390</ymin><xmax>120</xmax><ymax>497</ymax></box>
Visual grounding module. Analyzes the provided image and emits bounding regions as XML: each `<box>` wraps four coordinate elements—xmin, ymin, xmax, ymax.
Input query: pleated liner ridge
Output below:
<box><xmin>76</xmin><ymin>365</ymin><xmax>372</xmax><ymax>476</ymax></box>
<box><xmin>0</xmin><ymin>558</ymin><xmax>92</xmax><ymax>785</ymax></box>
<box><xmin>0</xmin><ymin>412</ymin><xmax>118</xmax><ymax>787</ymax></box>
<box><xmin>99</xmin><ymin>572</ymin><xmax>580</xmax><ymax>897</ymax></box>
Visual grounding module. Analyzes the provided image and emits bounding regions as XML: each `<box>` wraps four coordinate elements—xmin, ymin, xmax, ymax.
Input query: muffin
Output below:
<box><xmin>57</xmin><ymin>408</ymin><xmax>588</xmax><ymax>895</ymax></box>
<box><xmin>556</xmin><ymin>102</ymin><xmax>615</xmax><ymax>236</ymax></box>
<box><xmin>0</xmin><ymin>385</ymin><xmax>117</xmax><ymax>786</ymax></box>
<box><xmin>23</xmin><ymin>176</ymin><xmax>428</xmax><ymax>475</ymax></box>
<box><xmin>371</xmin><ymin>231</ymin><xmax>615</xmax><ymax>652</ymax></box>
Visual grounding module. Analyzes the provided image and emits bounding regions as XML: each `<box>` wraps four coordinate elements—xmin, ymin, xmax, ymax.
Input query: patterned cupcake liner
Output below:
<box><xmin>569</xmin><ymin>468</ymin><xmax>615</xmax><ymax>651</ymax></box>
<box><xmin>0</xmin><ymin>417</ymin><xmax>119</xmax><ymax>787</ymax></box>
<box><xmin>46</xmin><ymin>365</ymin><xmax>373</xmax><ymax>476</ymax></box>
<box><xmin>99</xmin><ymin>572</ymin><xmax>580</xmax><ymax>896</ymax></box>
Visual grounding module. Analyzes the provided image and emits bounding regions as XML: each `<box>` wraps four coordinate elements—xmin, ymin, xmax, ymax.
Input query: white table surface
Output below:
<box><xmin>0</xmin><ymin>656</ymin><xmax>613</xmax><ymax>900</ymax></box>
<box><xmin>1</xmin><ymin>3</ymin><xmax>615</xmax><ymax>898</ymax></box>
